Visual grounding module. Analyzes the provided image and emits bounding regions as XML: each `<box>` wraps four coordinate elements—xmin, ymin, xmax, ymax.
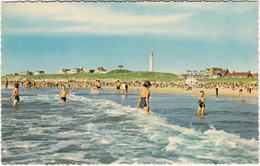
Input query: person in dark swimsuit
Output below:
<box><xmin>59</xmin><ymin>85</ymin><xmax>73</xmax><ymax>104</ymax></box>
<box><xmin>138</xmin><ymin>81</ymin><xmax>152</xmax><ymax>113</ymax></box>
<box><xmin>116</xmin><ymin>80</ymin><xmax>121</xmax><ymax>94</ymax></box>
<box><xmin>238</xmin><ymin>85</ymin><xmax>243</xmax><ymax>98</ymax></box>
<box><xmin>196</xmin><ymin>91</ymin><xmax>206</xmax><ymax>115</ymax></box>
<box><xmin>5</xmin><ymin>78</ymin><xmax>9</xmax><ymax>90</ymax></box>
<box><xmin>96</xmin><ymin>80</ymin><xmax>101</xmax><ymax>93</ymax></box>
<box><xmin>61</xmin><ymin>97</ymin><xmax>66</xmax><ymax>102</ymax></box>
<box><xmin>9</xmin><ymin>83</ymin><xmax>20</xmax><ymax>106</ymax></box>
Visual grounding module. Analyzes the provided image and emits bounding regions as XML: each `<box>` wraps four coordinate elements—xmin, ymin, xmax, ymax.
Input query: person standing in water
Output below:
<box><xmin>121</xmin><ymin>82</ymin><xmax>128</xmax><ymax>94</ymax></box>
<box><xmin>215</xmin><ymin>84</ymin><xmax>219</xmax><ymax>97</ymax></box>
<box><xmin>196</xmin><ymin>91</ymin><xmax>206</xmax><ymax>116</ymax></box>
<box><xmin>96</xmin><ymin>80</ymin><xmax>102</xmax><ymax>93</ymax></box>
<box><xmin>59</xmin><ymin>85</ymin><xmax>73</xmax><ymax>104</ymax></box>
<box><xmin>238</xmin><ymin>85</ymin><xmax>243</xmax><ymax>98</ymax></box>
<box><xmin>116</xmin><ymin>80</ymin><xmax>121</xmax><ymax>94</ymax></box>
<box><xmin>9</xmin><ymin>83</ymin><xmax>20</xmax><ymax>106</ymax></box>
<box><xmin>138</xmin><ymin>81</ymin><xmax>152</xmax><ymax>113</ymax></box>
<box><xmin>5</xmin><ymin>78</ymin><xmax>9</xmax><ymax>90</ymax></box>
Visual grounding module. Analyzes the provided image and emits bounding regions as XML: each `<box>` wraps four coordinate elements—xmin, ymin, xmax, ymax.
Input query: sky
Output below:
<box><xmin>1</xmin><ymin>1</ymin><xmax>259</xmax><ymax>75</ymax></box>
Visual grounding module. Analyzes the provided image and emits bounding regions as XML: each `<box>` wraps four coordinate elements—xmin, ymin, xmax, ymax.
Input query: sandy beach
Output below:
<box><xmin>103</xmin><ymin>86</ymin><xmax>258</xmax><ymax>98</ymax></box>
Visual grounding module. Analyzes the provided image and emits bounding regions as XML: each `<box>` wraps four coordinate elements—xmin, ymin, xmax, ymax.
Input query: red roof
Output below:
<box><xmin>220</xmin><ymin>69</ymin><xmax>229</xmax><ymax>76</ymax></box>
<box><xmin>97</xmin><ymin>67</ymin><xmax>107</xmax><ymax>71</ymax></box>
<box><xmin>226</xmin><ymin>72</ymin><xmax>252</xmax><ymax>77</ymax></box>
<box><xmin>252</xmin><ymin>73</ymin><xmax>258</xmax><ymax>78</ymax></box>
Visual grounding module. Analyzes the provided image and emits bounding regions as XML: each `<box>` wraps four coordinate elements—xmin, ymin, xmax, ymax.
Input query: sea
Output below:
<box><xmin>1</xmin><ymin>87</ymin><xmax>259</xmax><ymax>164</ymax></box>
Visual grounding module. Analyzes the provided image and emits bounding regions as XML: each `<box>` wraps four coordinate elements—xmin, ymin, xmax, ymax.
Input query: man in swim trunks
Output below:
<box><xmin>137</xmin><ymin>81</ymin><xmax>152</xmax><ymax>113</ymax></box>
<box><xmin>238</xmin><ymin>85</ymin><xmax>243</xmax><ymax>98</ymax></box>
<box><xmin>9</xmin><ymin>83</ymin><xmax>20</xmax><ymax>106</ymax></box>
<box><xmin>116</xmin><ymin>80</ymin><xmax>121</xmax><ymax>94</ymax></box>
<box><xmin>96</xmin><ymin>80</ymin><xmax>102</xmax><ymax>93</ymax></box>
<box><xmin>59</xmin><ymin>85</ymin><xmax>73</xmax><ymax>104</ymax></box>
<box><xmin>5</xmin><ymin>78</ymin><xmax>9</xmax><ymax>90</ymax></box>
<box><xmin>196</xmin><ymin>91</ymin><xmax>206</xmax><ymax>116</ymax></box>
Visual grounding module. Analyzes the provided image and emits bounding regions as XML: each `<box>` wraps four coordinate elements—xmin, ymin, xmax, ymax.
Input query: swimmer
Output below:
<box><xmin>96</xmin><ymin>80</ymin><xmax>101</xmax><ymax>93</ymax></box>
<box><xmin>9</xmin><ymin>83</ymin><xmax>20</xmax><ymax>106</ymax></box>
<box><xmin>238</xmin><ymin>85</ymin><xmax>243</xmax><ymax>98</ymax></box>
<box><xmin>5</xmin><ymin>78</ymin><xmax>9</xmax><ymax>90</ymax></box>
<box><xmin>121</xmin><ymin>82</ymin><xmax>128</xmax><ymax>94</ymax></box>
<box><xmin>59</xmin><ymin>85</ymin><xmax>73</xmax><ymax>104</ymax></box>
<box><xmin>116</xmin><ymin>80</ymin><xmax>121</xmax><ymax>94</ymax></box>
<box><xmin>137</xmin><ymin>81</ymin><xmax>151</xmax><ymax>113</ymax></box>
<box><xmin>196</xmin><ymin>91</ymin><xmax>206</xmax><ymax>116</ymax></box>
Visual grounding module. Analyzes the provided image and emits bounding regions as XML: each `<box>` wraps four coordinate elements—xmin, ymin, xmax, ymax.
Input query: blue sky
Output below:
<box><xmin>1</xmin><ymin>2</ymin><xmax>258</xmax><ymax>75</ymax></box>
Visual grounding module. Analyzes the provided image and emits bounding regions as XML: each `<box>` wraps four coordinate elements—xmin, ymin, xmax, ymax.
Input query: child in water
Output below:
<box><xmin>9</xmin><ymin>83</ymin><xmax>20</xmax><ymax>106</ymax></box>
<box><xmin>196</xmin><ymin>91</ymin><xmax>206</xmax><ymax>115</ymax></box>
<box><xmin>138</xmin><ymin>81</ymin><xmax>151</xmax><ymax>113</ymax></box>
<box><xmin>59</xmin><ymin>85</ymin><xmax>73</xmax><ymax>104</ymax></box>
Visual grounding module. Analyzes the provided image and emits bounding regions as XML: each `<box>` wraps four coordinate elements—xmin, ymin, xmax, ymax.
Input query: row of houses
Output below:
<box><xmin>58</xmin><ymin>65</ymin><xmax>125</xmax><ymax>74</ymax></box>
<box><xmin>5</xmin><ymin>65</ymin><xmax>125</xmax><ymax>76</ymax></box>
<box><xmin>179</xmin><ymin>67</ymin><xmax>258</xmax><ymax>79</ymax></box>
<box><xmin>58</xmin><ymin>67</ymin><xmax>107</xmax><ymax>74</ymax></box>
<box><xmin>5</xmin><ymin>71</ymin><xmax>45</xmax><ymax>76</ymax></box>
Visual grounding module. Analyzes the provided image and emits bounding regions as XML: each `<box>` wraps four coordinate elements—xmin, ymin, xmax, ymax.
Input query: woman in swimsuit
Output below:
<box><xmin>138</xmin><ymin>81</ymin><xmax>152</xmax><ymax>113</ymax></box>
<box><xmin>9</xmin><ymin>83</ymin><xmax>20</xmax><ymax>106</ymax></box>
<box><xmin>196</xmin><ymin>91</ymin><xmax>206</xmax><ymax>116</ymax></box>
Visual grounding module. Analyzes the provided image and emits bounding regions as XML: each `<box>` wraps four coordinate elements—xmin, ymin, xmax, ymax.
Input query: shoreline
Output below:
<box><xmin>102</xmin><ymin>86</ymin><xmax>258</xmax><ymax>98</ymax></box>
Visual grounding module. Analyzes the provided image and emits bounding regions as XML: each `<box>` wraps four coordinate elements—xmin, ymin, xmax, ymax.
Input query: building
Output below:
<box><xmin>68</xmin><ymin>67</ymin><xmax>83</xmax><ymax>74</ymax></box>
<box><xmin>206</xmin><ymin>67</ymin><xmax>222</xmax><ymax>75</ymax></box>
<box><xmin>83</xmin><ymin>69</ymin><xmax>95</xmax><ymax>73</ymax></box>
<box><xmin>149</xmin><ymin>52</ymin><xmax>153</xmax><ymax>72</ymax></box>
<box><xmin>95</xmin><ymin>67</ymin><xmax>107</xmax><ymax>74</ymax></box>
<box><xmin>5</xmin><ymin>74</ymin><xmax>14</xmax><ymax>76</ymax></box>
<box><xmin>219</xmin><ymin>69</ymin><xmax>229</xmax><ymax>77</ymax></box>
<box><xmin>226</xmin><ymin>71</ymin><xmax>253</xmax><ymax>78</ymax></box>
<box><xmin>59</xmin><ymin>67</ymin><xmax>83</xmax><ymax>74</ymax></box>
<box><xmin>252</xmin><ymin>73</ymin><xmax>258</xmax><ymax>78</ymax></box>
<box><xmin>118</xmin><ymin>65</ymin><xmax>124</xmax><ymax>70</ymax></box>
<box><xmin>20</xmin><ymin>71</ymin><xmax>33</xmax><ymax>75</ymax></box>
<box><xmin>179</xmin><ymin>66</ymin><xmax>224</xmax><ymax>79</ymax></box>
<box><xmin>59</xmin><ymin>69</ymin><xmax>70</xmax><ymax>74</ymax></box>
<box><xmin>179</xmin><ymin>70</ymin><xmax>208</xmax><ymax>79</ymax></box>
<box><xmin>33</xmin><ymin>71</ymin><xmax>45</xmax><ymax>75</ymax></box>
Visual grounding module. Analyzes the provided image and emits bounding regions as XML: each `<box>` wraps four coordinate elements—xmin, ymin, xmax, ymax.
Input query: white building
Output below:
<box><xmin>83</xmin><ymin>69</ymin><xmax>95</xmax><ymax>73</ymax></box>
<box><xmin>20</xmin><ymin>71</ymin><xmax>33</xmax><ymax>75</ymax></box>
<box><xmin>59</xmin><ymin>69</ymin><xmax>70</xmax><ymax>74</ymax></box>
<box><xmin>67</xmin><ymin>67</ymin><xmax>83</xmax><ymax>74</ymax></box>
<box><xmin>59</xmin><ymin>67</ymin><xmax>83</xmax><ymax>74</ymax></box>
<box><xmin>33</xmin><ymin>71</ymin><xmax>45</xmax><ymax>75</ymax></box>
<box><xmin>179</xmin><ymin>70</ymin><xmax>208</xmax><ymax>79</ymax></box>
<box><xmin>95</xmin><ymin>67</ymin><xmax>107</xmax><ymax>74</ymax></box>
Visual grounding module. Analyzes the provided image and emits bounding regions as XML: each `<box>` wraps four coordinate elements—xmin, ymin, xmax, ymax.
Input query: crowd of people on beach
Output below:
<box><xmin>3</xmin><ymin>78</ymin><xmax>258</xmax><ymax>91</ymax></box>
<box><xmin>2</xmin><ymin>78</ymin><xmax>258</xmax><ymax>115</ymax></box>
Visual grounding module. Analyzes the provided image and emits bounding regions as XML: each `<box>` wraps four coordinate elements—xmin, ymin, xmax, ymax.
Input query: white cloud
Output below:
<box><xmin>2</xmin><ymin>1</ymin><xmax>258</xmax><ymax>42</ymax></box>
<box><xmin>2</xmin><ymin>2</ymin><xmax>194</xmax><ymax>36</ymax></box>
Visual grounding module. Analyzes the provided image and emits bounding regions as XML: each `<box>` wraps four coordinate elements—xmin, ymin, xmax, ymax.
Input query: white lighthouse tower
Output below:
<box><xmin>149</xmin><ymin>52</ymin><xmax>153</xmax><ymax>72</ymax></box>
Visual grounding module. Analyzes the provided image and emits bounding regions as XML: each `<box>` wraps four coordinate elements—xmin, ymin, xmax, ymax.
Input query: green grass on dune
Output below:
<box><xmin>204</xmin><ymin>78</ymin><xmax>258</xmax><ymax>83</ymax></box>
<box><xmin>2</xmin><ymin>70</ymin><xmax>258</xmax><ymax>83</ymax></box>
<box><xmin>2</xmin><ymin>70</ymin><xmax>179</xmax><ymax>81</ymax></box>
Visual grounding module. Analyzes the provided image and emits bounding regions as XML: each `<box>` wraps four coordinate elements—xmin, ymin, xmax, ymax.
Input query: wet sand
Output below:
<box><xmin>103</xmin><ymin>86</ymin><xmax>258</xmax><ymax>98</ymax></box>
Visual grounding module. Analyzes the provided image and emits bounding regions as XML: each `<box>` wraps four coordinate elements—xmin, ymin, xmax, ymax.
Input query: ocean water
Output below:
<box><xmin>1</xmin><ymin>87</ymin><xmax>259</xmax><ymax>164</ymax></box>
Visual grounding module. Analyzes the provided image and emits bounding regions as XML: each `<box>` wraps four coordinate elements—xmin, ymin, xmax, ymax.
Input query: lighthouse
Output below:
<box><xmin>149</xmin><ymin>52</ymin><xmax>153</xmax><ymax>72</ymax></box>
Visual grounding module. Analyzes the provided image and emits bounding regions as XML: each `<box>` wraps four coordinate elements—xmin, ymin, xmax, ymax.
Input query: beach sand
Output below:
<box><xmin>104</xmin><ymin>86</ymin><xmax>258</xmax><ymax>98</ymax></box>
